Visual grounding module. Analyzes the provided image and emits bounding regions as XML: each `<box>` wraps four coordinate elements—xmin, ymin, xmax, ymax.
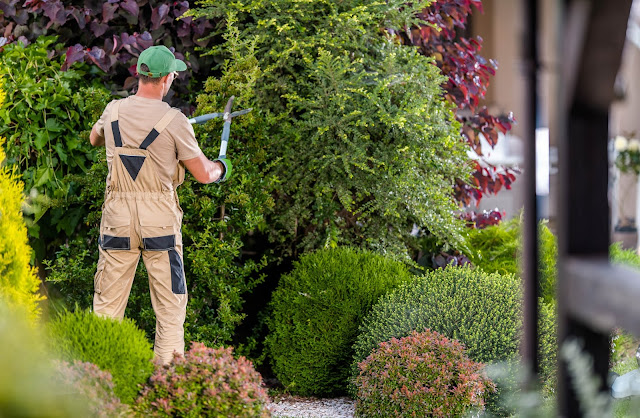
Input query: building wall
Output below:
<box><xmin>468</xmin><ymin>0</ymin><xmax>560</xmax><ymax>221</ymax></box>
<box><xmin>610</xmin><ymin>15</ymin><xmax>640</xmax><ymax>248</ymax></box>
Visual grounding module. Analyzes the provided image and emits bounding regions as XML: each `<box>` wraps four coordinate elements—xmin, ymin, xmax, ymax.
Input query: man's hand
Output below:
<box><xmin>183</xmin><ymin>153</ymin><xmax>226</xmax><ymax>184</ymax></box>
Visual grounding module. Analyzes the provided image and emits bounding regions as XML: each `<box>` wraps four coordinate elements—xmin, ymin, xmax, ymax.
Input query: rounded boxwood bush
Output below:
<box><xmin>265</xmin><ymin>246</ymin><xmax>413</xmax><ymax>396</ymax></box>
<box><xmin>354</xmin><ymin>329</ymin><xmax>495</xmax><ymax>417</ymax></box>
<box><xmin>351</xmin><ymin>266</ymin><xmax>556</xmax><ymax>389</ymax></box>
<box><xmin>135</xmin><ymin>342</ymin><xmax>270</xmax><ymax>417</ymax></box>
<box><xmin>48</xmin><ymin>310</ymin><xmax>154</xmax><ymax>404</ymax></box>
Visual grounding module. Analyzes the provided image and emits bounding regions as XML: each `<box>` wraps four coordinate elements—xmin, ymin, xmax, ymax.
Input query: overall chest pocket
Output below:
<box><xmin>100</xmin><ymin>215</ymin><xmax>131</xmax><ymax>250</ymax></box>
<box><xmin>140</xmin><ymin>214</ymin><xmax>177</xmax><ymax>251</ymax></box>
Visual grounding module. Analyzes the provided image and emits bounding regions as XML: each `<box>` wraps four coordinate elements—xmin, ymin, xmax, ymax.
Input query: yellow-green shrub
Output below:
<box><xmin>0</xmin><ymin>134</ymin><xmax>43</xmax><ymax>323</ymax></box>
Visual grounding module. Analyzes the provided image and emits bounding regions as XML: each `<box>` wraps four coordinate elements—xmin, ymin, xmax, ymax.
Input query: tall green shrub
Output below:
<box><xmin>351</xmin><ymin>266</ymin><xmax>556</xmax><ymax>390</ymax></box>
<box><xmin>48</xmin><ymin>310</ymin><xmax>154</xmax><ymax>404</ymax></box>
<box><xmin>0</xmin><ymin>36</ymin><xmax>112</xmax><ymax>252</ymax></box>
<box><xmin>190</xmin><ymin>0</ymin><xmax>472</xmax><ymax>259</ymax></box>
<box><xmin>266</xmin><ymin>247</ymin><xmax>413</xmax><ymax>396</ymax></box>
<box><xmin>0</xmin><ymin>135</ymin><xmax>43</xmax><ymax>323</ymax></box>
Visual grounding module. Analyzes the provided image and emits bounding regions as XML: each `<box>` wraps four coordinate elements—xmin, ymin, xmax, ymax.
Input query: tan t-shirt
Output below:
<box><xmin>93</xmin><ymin>96</ymin><xmax>202</xmax><ymax>190</ymax></box>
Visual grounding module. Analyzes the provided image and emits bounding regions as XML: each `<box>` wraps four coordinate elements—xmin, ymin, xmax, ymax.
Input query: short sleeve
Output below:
<box><xmin>173</xmin><ymin>115</ymin><xmax>203</xmax><ymax>161</ymax></box>
<box><xmin>92</xmin><ymin>100</ymin><xmax>114</xmax><ymax>139</ymax></box>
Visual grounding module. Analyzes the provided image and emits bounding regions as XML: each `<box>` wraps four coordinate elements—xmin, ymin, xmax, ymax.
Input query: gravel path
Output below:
<box><xmin>267</xmin><ymin>395</ymin><xmax>356</xmax><ymax>417</ymax></box>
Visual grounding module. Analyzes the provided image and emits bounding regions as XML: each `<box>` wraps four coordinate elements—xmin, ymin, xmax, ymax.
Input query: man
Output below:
<box><xmin>89</xmin><ymin>45</ymin><xmax>230</xmax><ymax>364</ymax></box>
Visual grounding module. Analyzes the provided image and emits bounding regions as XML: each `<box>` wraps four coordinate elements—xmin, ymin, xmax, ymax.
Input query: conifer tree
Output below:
<box><xmin>0</xmin><ymin>79</ymin><xmax>44</xmax><ymax>323</ymax></box>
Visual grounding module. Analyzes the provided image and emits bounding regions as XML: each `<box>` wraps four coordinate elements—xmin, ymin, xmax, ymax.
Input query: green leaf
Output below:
<box><xmin>45</xmin><ymin>118</ymin><xmax>64</xmax><ymax>132</ymax></box>
<box><xmin>33</xmin><ymin>131</ymin><xmax>48</xmax><ymax>150</ymax></box>
<box><xmin>54</xmin><ymin>142</ymin><xmax>68</xmax><ymax>164</ymax></box>
<box><xmin>34</xmin><ymin>166</ymin><xmax>53</xmax><ymax>188</ymax></box>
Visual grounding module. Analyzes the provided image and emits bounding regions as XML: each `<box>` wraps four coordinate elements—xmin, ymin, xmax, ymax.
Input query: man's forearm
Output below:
<box><xmin>89</xmin><ymin>125</ymin><xmax>105</xmax><ymax>147</ymax></box>
<box><xmin>206</xmin><ymin>159</ymin><xmax>225</xmax><ymax>183</ymax></box>
<box><xmin>182</xmin><ymin>153</ymin><xmax>227</xmax><ymax>184</ymax></box>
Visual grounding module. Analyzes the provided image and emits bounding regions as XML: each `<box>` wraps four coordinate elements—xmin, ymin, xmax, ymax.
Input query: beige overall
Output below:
<box><xmin>93</xmin><ymin>100</ymin><xmax>187</xmax><ymax>364</ymax></box>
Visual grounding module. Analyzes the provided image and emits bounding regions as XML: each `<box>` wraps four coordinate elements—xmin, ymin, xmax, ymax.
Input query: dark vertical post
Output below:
<box><xmin>522</xmin><ymin>0</ymin><xmax>540</xmax><ymax>384</ymax></box>
<box><xmin>557</xmin><ymin>105</ymin><xmax>612</xmax><ymax>416</ymax></box>
<box><xmin>555</xmin><ymin>0</ymin><xmax>636</xmax><ymax>415</ymax></box>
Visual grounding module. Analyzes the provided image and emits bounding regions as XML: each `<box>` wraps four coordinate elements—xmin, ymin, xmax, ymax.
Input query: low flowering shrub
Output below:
<box><xmin>135</xmin><ymin>342</ymin><xmax>270</xmax><ymax>417</ymax></box>
<box><xmin>351</xmin><ymin>266</ymin><xmax>556</xmax><ymax>398</ymax></box>
<box><xmin>55</xmin><ymin>360</ymin><xmax>129</xmax><ymax>418</ymax></box>
<box><xmin>354</xmin><ymin>329</ymin><xmax>495</xmax><ymax>417</ymax></box>
<box><xmin>0</xmin><ymin>302</ymin><xmax>88</xmax><ymax>417</ymax></box>
<box><xmin>48</xmin><ymin>310</ymin><xmax>154</xmax><ymax>404</ymax></box>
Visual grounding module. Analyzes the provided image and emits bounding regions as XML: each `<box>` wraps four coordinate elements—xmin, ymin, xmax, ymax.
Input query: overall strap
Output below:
<box><xmin>139</xmin><ymin>109</ymin><xmax>180</xmax><ymax>150</ymax></box>
<box><xmin>110</xmin><ymin>100</ymin><xmax>123</xmax><ymax>147</ymax></box>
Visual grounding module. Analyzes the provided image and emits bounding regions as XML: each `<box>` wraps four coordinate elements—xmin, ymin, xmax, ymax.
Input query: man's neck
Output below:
<box><xmin>135</xmin><ymin>83</ymin><xmax>164</xmax><ymax>100</ymax></box>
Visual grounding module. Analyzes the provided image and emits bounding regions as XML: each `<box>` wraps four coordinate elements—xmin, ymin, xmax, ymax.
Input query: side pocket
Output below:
<box><xmin>168</xmin><ymin>249</ymin><xmax>186</xmax><ymax>294</ymax></box>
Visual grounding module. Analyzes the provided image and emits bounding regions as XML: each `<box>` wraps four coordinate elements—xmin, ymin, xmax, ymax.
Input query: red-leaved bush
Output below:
<box><xmin>403</xmin><ymin>1</ymin><xmax>518</xmax><ymax>206</ymax></box>
<box><xmin>354</xmin><ymin>329</ymin><xmax>495</xmax><ymax>417</ymax></box>
<box><xmin>55</xmin><ymin>360</ymin><xmax>129</xmax><ymax>417</ymax></box>
<box><xmin>135</xmin><ymin>342</ymin><xmax>270</xmax><ymax>417</ymax></box>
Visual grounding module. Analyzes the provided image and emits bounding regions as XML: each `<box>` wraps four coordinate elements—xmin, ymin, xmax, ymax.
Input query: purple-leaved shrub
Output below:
<box><xmin>55</xmin><ymin>360</ymin><xmax>129</xmax><ymax>417</ymax></box>
<box><xmin>354</xmin><ymin>329</ymin><xmax>495</xmax><ymax>417</ymax></box>
<box><xmin>135</xmin><ymin>342</ymin><xmax>270</xmax><ymax>417</ymax></box>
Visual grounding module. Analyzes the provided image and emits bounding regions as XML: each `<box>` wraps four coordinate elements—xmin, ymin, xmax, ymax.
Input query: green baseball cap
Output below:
<box><xmin>137</xmin><ymin>46</ymin><xmax>187</xmax><ymax>78</ymax></box>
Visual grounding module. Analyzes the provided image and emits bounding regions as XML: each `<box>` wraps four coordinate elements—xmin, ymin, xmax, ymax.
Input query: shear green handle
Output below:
<box><xmin>213</xmin><ymin>157</ymin><xmax>233</xmax><ymax>183</ymax></box>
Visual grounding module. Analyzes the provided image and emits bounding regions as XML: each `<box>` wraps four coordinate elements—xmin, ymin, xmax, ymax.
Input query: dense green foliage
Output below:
<box><xmin>135</xmin><ymin>342</ymin><xmax>270</xmax><ymax>417</ymax></box>
<box><xmin>265</xmin><ymin>247</ymin><xmax>413</xmax><ymax>396</ymax></box>
<box><xmin>465</xmin><ymin>217</ymin><xmax>558</xmax><ymax>304</ymax></box>
<box><xmin>47</xmin><ymin>0</ymin><xmax>474</xmax><ymax>359</ymax></box>
<box><xmin>190</xmin><ymin>0</ymin><xmax>472</xmax><ymax>259</ymax></box>
<box><xmin>48</xmin><ymin>310</ymin><xmax>154</xmax><ymax>404</ymax></box>
<box><xmin>354</xmin><ymin>329</ymin><xmax>494</xmax><ymax>417</ymax></box>
<box><xmin>0</xmin><ymin>137</ymin><xmax>43</xmax><ymax>323</ymax></box>
<box><xmin>55</xmin><ymin>360</ymin><xmax>129</xmax><ymax>417</ymax></box>
<box><xmin>0</xmin><ymin>36</ymin><xmax>112</xmax><ymax>251</ymax></box>
<box><xmin>351</xmin><ymin>267</ymin><xmax>556</xmax><ymax>390</ymax></box>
